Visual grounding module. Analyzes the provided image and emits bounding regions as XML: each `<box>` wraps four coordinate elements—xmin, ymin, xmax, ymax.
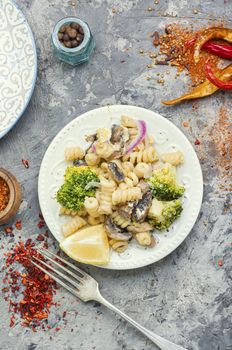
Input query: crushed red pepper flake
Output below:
<box><xmin>3</xmin><ymin>240</ymin><xmax>58</xmax><ymax>330</ymax></box>
<box><xmin>4</xmin><ymin>227</ymin><xmax>13</xmax><ymax>234</ymax></box>
<box><xmin>15</xmin><ymin>220</ymin><xmax>22</xmax><ymax>230</ymax></box>
<box><xmin>36</xmin><ymin>234</ymin><xmax>45</xmax><ymax>241</ymax></box>
<box><xmin>218</xmin><ymin>259</ymin><xmax>223</xmax><ymax>267</ymax></box>
<box><xmin>37</xmin><ymin>220</ymin><xmax>45</xmax><ymax>229</ymax></box>
<box><xmin>194</xmin><ymin>139</ymin><xmax>201</xmax><ymax>145</ymax></box>
<box><xmin>22</xmin><ymin>159</ymin><xmax>29</xmax><ymax>168</ymax></box>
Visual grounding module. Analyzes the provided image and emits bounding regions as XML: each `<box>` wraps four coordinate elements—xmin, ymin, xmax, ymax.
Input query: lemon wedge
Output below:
<box><xmin>60</xmin><ymin>224</ymin><xmax>110</xmax><ymax>265</ymax></box>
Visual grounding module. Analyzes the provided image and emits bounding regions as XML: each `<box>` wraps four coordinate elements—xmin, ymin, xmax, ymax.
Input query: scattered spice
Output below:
<box><xmin>4</xmin><ymin>226</ymin><xmax>13</xmax><ymax>234</ymax></box>
<box><xmin>0</xmin><ymin>177</ymin><xmax>10</xmax><ymax>211</ymax></box>
<box><xmin>15</xmin><ymin>219</ymin><xmax>22</xmax><ymax>230</ymax></box>
<box><xmin>218</xmin><ymin>259</ymin><xmax>223</xmax><ymax>267</ymax></box>
<box><xmin>153</xmin><ymin>24</ymin><xmax>220</xmax><ymax>86</ymax></box>
<box><xmin>2</xmin><ymin>240</ymin><xmax>58</xmax><ymax>329</ymax></box>
<box><xmin>209</xmin><ymin>106</ymin><xmax>232</xmax><ymax>189</ymax></box>
<box><xmin>152</xmin><ymin>31</ymin><xmax>160</xmax><ymax>47</ymax></box>
<box><xmin>182</xmin><ymin>121</ymin><xmax>189</xmax><ymax>127</ymax></box>
<box><xmin>22</xmin><ymin>159</ymin><xmax>29</xmax><ymax>169</ymax></box>
<box><xmin>194</xmin><ymin>139</ymin><xmax>201</xmax><ymax>145</ymax></box>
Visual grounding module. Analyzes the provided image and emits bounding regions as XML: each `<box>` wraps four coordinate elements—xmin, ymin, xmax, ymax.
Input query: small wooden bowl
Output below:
<box><xmin>0</xmin><ymin>168</ymin><xmax>22</xmax><ymax>225</ymax></box>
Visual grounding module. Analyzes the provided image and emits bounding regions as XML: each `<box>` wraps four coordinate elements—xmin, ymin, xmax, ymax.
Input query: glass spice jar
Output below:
<box><xmin>0</xmin><ymin>168</ymin><xmax>22</xmax><ymax>225</ymax></box>
<box><xmin>52</xmin><ymin>17</ymin><xmax>95</xmax><ymax>66</ymax></box>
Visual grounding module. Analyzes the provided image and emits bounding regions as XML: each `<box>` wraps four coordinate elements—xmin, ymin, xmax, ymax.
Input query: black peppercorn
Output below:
<box><xmin>58</xmin><ymin>22</ymin><xmax>84</xmax><ymax>49</ymax></box>
<box><xmin>71</xmin><ymin>23</ymin><xmax>79</xmax><ymax>30</ymax></box>
<box><xmin>67</xmin><ymin>28</ymin><xmax>77</xmax><ymax>39</ymax></box>
<box><xmin>64</xmin><ymin>41</ymin><xmax>72</xmax><ymax>48</ymax></box>
<box><xmin>71</xmin><ymin>40</ymin><xmax>78</xmax><ymax>48</ymax></box>
<box><xmin>58</xmin><ymin>33</ymin><xmax>64</xmax><ymax>41</ymax></box>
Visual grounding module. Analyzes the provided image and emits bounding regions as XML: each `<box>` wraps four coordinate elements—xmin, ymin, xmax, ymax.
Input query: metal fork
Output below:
<box><xmin>31</xmin><ymin>248</ymin><xmax>187</xmax><ymax>350</ymax></box>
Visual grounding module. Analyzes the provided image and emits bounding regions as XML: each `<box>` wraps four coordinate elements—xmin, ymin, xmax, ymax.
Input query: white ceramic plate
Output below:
<box><xmin>38</xmin><ymin>105</ymin><xmax>203</xmax><ymax>270</ymax></box>
<box><xmin>0</xmin><ymin>0</ymin><xmax>37</xmax><ymax>139</ymax></box>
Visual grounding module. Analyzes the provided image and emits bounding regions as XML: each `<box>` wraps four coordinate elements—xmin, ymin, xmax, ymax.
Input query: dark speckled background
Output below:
<box><xmin>0</xmin><ymin>1</ymin><xmax>232</xmax><ymax>349</ymax></box>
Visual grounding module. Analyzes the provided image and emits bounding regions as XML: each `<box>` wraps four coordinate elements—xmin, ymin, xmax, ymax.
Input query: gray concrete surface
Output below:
<box><xmin>0</xmin><ymin>0</ymin><xmax>232</xmax><ymax>349</ymax></box>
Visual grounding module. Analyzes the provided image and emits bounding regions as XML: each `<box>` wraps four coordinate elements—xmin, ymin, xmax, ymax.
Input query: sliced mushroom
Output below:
<box><xmin>127</xmin><ymin>222</ymin><xmax>152</xmax><ymax>234</ymax></box>
<box><xmin>73</xmin><ymin>159</ymin><xmax>87</xmax><ymax>166</ymax></box>
<box><xmin>85</xmin><ymin>133</ymin><xmax>97</xmax><ymax>153</ymax></box>
<box><xmin>138</xmin><ymin>181</ymin><xmax>150</xmax><ymax>194</ymax></box>
<box><xmin>131</xmin><ymin>191</ymin><xmax>152</xmax><ymax>223</ymax></box>
<box><xmin>108</xmin><ymin>162</ymin><xmax>125</xmax><ymax>183</ymax></box>
<box><xmin>109</xmin><ymin>124</ymin><xmax>129</xmax><ymax>159</ymax></box>
<box><xmin>104</xmin><ymin>217</ymin><xmax>132</xmax><ymax>241</ymax></box>
<box><xmin>117</xmin><ymin>201</ymin><xmax>135</xmax><ymax>220</ymax></box>
<box><xmin>110</xmin><ymin>125</ymin><xmax>125</xmax><ymax>144</ymax></box>
<box><xmin>85</xmin><ymin>133</ymin><xmax>97</xmax><ymax>143</ymax></box>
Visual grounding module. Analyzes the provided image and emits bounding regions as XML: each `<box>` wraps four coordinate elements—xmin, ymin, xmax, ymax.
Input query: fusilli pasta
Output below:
<box><xmin>62</xmin><ymin>216</ymin><xmax>86</xmax><ymax>237</ymax></box>
<box><xmin>119</xmin><ymin>172</ymin><xmax>139</xmax><ymax>189</ymax></box>
<box><xmin>84</xmin><ymin>197</ymin><xmax>99</xmax><ymax>217</ymax></box>
<box><xmin>112</xmin><ymin>187</ymin><xmax>142</xmax><ymax>205</ymax></box>
<box><xmin>135</xmin><ymin>232</ymin><xmax>152</xmax><ymax>246</ymax></box>
<box><xmin>95</xmin><ymin>142</ymin><xmax>114</xmax><ymax>159</ymax></box>
<box><xmin>59</xmin><ymin>207</ymin><xmax>87</xmax><ymax>217</ymax></box>
<box><xmin>134</xmin><ymin>162</ymin><xmax>152</xmax><ymax>179</ymax></box>
<box><xmin>123</xmin><ymin>146</ymin><xmax>158</xmax><ymax>164</ymax></box>
<box><xmin>98</xmin><ymin>177</ymin><xmax>116</xmax><ymax>214</ymax></box>
<box><xmin>87</xmin><ymin>215</ymin><xmax>105</xmax><ymax>225</ymax></box>
<box><xmin>85</xmin><ymin>153</ymin><xmax>100</xmax><ymax>166</ymax></box>
<box><xmin>111</xmin><ymin>211</ymin><xmax>130</xmax><ymax>228</ymax></box>
<box><xmin>120</xmin><ymin>115</ymin><xmax>137</xmax><ymax>128</ymax></box>
<box><xmin>109</xmin><ymin>239</ymin><xmax>128</xmax><ymax>253</ymax></box>
<box><xmin>65</xmin><ymin>147</ymin><xmax>85</xmax><ymax>161</ymax></box>
<box><xmin>161</xmin><ymin>151</ymin><xmax>184</xmax><ymax>166</ymax></box>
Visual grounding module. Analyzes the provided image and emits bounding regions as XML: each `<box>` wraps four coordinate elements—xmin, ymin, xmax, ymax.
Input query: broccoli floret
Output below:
<box><xmin>56</xmin><ymin>166</ymin><xmax>99</xmax><ymax>211</ymax></box>
<box><xmin>148</xmin><ymin>167</ymin><xmax>185</xmax><ymax>201</ymax></box>
<box><xmin>148</xmin><ymin>198</ymin><xmax>183</xmax><ymax>230</ymax></box>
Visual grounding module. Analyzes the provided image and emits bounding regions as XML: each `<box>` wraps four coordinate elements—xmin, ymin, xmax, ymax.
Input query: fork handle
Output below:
<box><xmin>96</xmin><ymin>295</ymin><xmax>187</xmax><ymax>350</ymax></box>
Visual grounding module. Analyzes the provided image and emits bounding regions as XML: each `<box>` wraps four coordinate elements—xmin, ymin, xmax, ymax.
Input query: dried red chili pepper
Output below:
<box><xmin>206</xmin><ymin>60</ymin><xmax>232</xmax><ymax>90</ymax></box>
<box><xmin>193</xmin><ymin>27</ymin><xmax>232</xmax><ymax>63</ymax></box>
<box><xmin>186</xmin><ymin>38</ymin><xmax>232</xmax><ymax>60</ymax></box>
<box><xmin>22</xmin><ymin>159</ymin><xmax>29</xmax><ymax>168</ymax></box>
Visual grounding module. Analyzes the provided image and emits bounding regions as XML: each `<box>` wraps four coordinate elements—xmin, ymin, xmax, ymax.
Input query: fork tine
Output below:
<box><xmin>33</xmin><ymin>256</ymin><xmax>80</xmax><ymax>290</ymax></box>
<box><xmin>38</xmin><ymin>248</ymin><xmax>90</xmax><ymax>278</ymax></box>
<box><xmin>38</xmin><ymin>250</ymin><xmax>84</xmax><ymax>284</ymax></box>
<box><xmin>30</xmin><ymin>260</ymin><xmax>80</xmax><ymax>298</ymax></box>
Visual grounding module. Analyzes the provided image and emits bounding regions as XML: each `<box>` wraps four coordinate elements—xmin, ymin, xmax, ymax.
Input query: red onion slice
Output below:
<box><xmin>125</xmin><ymin>120</ymin><xmax>147</xmax><ymax>154</ymax></box>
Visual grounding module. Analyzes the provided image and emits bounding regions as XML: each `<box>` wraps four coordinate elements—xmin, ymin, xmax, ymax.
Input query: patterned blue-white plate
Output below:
<box><xmin>0</xmin><ymin>0</ymin><xmax>37</xmax><ymax>139</ymax></box>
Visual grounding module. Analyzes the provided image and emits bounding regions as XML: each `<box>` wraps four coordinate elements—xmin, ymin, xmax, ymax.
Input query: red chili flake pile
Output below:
<box><xmin>0</xmin><ymin>177</ymin><xmax>10</xmax><ymax>212</ymax></box>
<box><xmin>2</xmin><ymin>240</ymin><xmax>58</xmax><ymax>329</ymax></box>
<box><xmin>149</xmin><ymin>24</ymin><xmax>221</xmax><ymax>86</ymax></box>
<box><xmin>22</xmin><ymin>159</ymin><xmax>29</xmax><ymax>169</ymax></box>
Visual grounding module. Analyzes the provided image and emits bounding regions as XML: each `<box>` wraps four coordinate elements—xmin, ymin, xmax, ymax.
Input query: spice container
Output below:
<box><xmin>52</xmin><ymin>17</ymin><xmax>95</xmax><ymax>66</ymax></box>
<box><xmin>0</xmin><ymin>168</ymin><xmax>22</xmax><ymax>225</ymax></box>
